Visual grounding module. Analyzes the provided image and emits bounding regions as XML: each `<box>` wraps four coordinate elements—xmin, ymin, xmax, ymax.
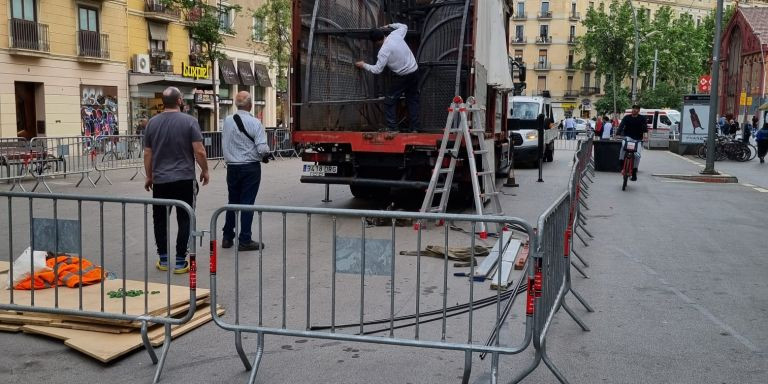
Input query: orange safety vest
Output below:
<box><xmin>14</xmin><ymin>256</ymin><xmax>105</xmax><ymax>290</ymax></box>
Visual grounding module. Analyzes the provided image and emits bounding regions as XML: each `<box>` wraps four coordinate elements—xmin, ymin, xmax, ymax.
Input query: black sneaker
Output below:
<box><xmin>222</xmin><ymin>239</ymin><xmax>233</xmax><ymax>249</ymax></box>
<box><xmin>238</xmin><ymin>241</ymin><xmax>265</xmax><ymax>251</ymax></box>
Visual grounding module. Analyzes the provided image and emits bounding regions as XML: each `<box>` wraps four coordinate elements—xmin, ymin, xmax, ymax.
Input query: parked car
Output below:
<box><xmin>574</xmin><ymin>118</ymin><xmax>595</xmax><ymax>133</ymax></box>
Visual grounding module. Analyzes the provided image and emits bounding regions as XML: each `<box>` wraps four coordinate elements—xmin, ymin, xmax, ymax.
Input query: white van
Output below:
<box><xmin>508</xmin><ymin>96</ymin><xmax>558</xmax><ymax>164</ymax></box>
<box><xmin>622</xmin><ymin>108</ymin><xmax>681</xmax><ymax>138</ymax></box>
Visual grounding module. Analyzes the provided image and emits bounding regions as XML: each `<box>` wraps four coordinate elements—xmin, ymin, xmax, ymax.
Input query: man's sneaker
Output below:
<box><xmin>222</xmin><ymin>239</ymin><xmax>233</xmax><ymax>249</ymax></box>
<box><xmin>173</xmin><ymin>258</ymin><xmax>190</xmax><ymax>274</ymax></box>
<box><xmin>238</xmin><ymin>241</ymin><xmax>265</xmax><ymax>251</ymax></box>
<box><xmin>156</xmin><ymin>254</ymin><xmax>169</xmax><ymax>271</ymax></box>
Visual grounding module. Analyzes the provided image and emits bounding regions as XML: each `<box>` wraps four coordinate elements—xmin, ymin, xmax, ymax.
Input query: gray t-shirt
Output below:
<box><xmin>143</xmin><ymin>112</ymin><xmax>203</xmax><ymax>184</ymax></box>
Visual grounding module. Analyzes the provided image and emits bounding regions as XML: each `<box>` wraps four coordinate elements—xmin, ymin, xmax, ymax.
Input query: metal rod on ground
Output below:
<box><xmin>703</xmin><ymin>0</ymin><xmax>724</xmax><ymax>175</ymax></box>
<box><xmin>322</xmin><ymin>184</ymin><xmax>331</xmax><ymax>202</ymax></box>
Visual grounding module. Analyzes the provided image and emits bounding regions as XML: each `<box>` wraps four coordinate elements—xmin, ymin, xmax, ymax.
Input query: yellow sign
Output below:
<box><xmin>182</xmin><ymin>62</ymin><xmax>209</xmax><ymax>80</ymax></box>
<box><xmin>740</xmin><ymin>92</ymin><xmax>747</xmax><ymax>105</ymax></box>
<box><xmin>561</xmin><ymin>103</ymin><xmax>577</xmax><ymax>109</ymax></box>
<box><xmin>747</xmin><ymin>97</ymin><xmax>753</xmax><ymax>105</ymax></box>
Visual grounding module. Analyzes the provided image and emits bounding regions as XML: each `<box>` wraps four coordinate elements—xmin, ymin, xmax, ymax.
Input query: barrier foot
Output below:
<box><xmin>561</xmin><ymin>299</ymin><xmax>590</xmax><ymax>332</ymax></box>
<box><xmin>571</xmin><ymin>260</ymin><xmax>589</xmax><ymax>278</ymax></box>
<box><xmin>130</xmin><ymin>168</ymin><xmax>140</xmax><ymax>181</ymax></box>
<box><xmin>461</xmin><ymin>350</ymin><xmax>472</xmax><ymax>384</ymax></box>
<box><xmin>580</xmin><ymin>179</ymin><xmax>590</xmax><ymax>190</ymax></box>
<box><xmin>578</xmin><ymin>225</ymin><xmax>594</xmax><ymax>239</ymax></box>
<box><xmin>584</xmin><ymin>173</ymin><xmax>594</xmax><ymax>184</ymax></box>
<box><xmin>235</xmin><ymin>330</ymin><xmax>252</xmax><ymax>370</ymax></box>
<box><xmin>569</xmin><ymin>287</ymin><xmax>595</xmax><ymax>313</ymax></box>
<box><xmin>140</xmin><ymin>320</ymin><xmax>158</xmax><ymax>364</ymax></box>
<box><xmin>541</xmin><ymin>344</ymin><xmax>570</xmax><ymax>384</ymax></box>
<box><xmin>490</xmin><ymin>352</ymin><xmax>500</xmax><ymax>384</ymax></box>
<box><xmin>246</xmin><ymin>333</ymin><xmax>265</xmax><ymax>384</ymax></box>
<box><xmin>575</xmin><ymin>230</ymin><xmax>589</xmax><ymax>247</ymax></box>
<box><xmin>213</xmin><ymin>159</ymin><xmax>222</xmax><ymax>170</ymax></box>
<box><xmin>152</xmin><ymin>323</ymin><xmax>173</xmax><ymax>384</ymax></box>
<box><xmin>571</xmin><ymin>248</ymin><xmax>589</xmax><ymax>268</ymax></box>
<box><xmin>508</xmin><ymin>348</ymin><xmax>541</xmax><ymax>384</ymax></box>
<box><xmin>578</xmin><ymin>198</ymin><xmax>590</xmax><ymax>211</ymax></box>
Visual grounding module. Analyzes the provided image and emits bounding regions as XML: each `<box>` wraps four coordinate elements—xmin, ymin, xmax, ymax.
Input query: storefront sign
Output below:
<box><xmin>219</xmin><ymin>98</ymin><xmax>233</xmax><ymax>105</ymax></box>
<box><xmin>182</xmin><ymin>62</ymin><xmax>209</xmax><ymax>80</ymax></box>
<box><xmin>194</xmin><ymin>93</ymin><xmax>213</xmax><ymax>104</ymax></box>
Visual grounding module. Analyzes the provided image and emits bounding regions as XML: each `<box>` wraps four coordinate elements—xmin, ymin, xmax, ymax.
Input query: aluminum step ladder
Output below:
<box><xmin>418</xmin><ymin>96</ymin><xmax>503</xmax><ymax>239</ymax></box>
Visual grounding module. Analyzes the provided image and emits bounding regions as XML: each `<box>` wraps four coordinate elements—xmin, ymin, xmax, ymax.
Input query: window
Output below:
<box><xmin>571</xmin><ymin>2</ymin><xmax>577</xmax><ymax>14</ymax></box>
<box><xmin>148</xmin><ymin>22</ymin><xmax>167</xmax><ymax>52</ymax></box>
<box><xmin>252</xmin><ymin>16</ymin><xmax>265</xmax><ymax>41</ymax></box>
<box><xmin>538</xmin><ymin>49</ymin><xmax>547</xmax><ymax>63</ymax></box>
<box><xmin>567</xmin><ymin>76</ymin><xmax>574</xmax><ymax>90</ymax></box>
<box><xmin>541</xmin><ymin>1</ymin><xmax>549</xmax><ymax>14</ymax></box>
<box><xmin>569</xmin><ymin>26</ymin><xmax>576</xmax><ymax>39</ymax></box>
<box><xmin>514</xmin><ymin>49</ymin><xmax>523</xmax><ymax>61</ymax></box>
<box><xmin>79</xmin><ymin>7</ymin><xmax>98</xmax><ymax>32</ymax></box>
<box><xmin>219</xmin><ymin>3</ymin><xmax>234</xmax><ymax>32</ymax></box>
<box><xmin>594</xmin><ymin>74</ymin><xmax>601</xmax><ymax>88</ymax></box>
<box><xmin>660</xmin><ymin>115</ymin><xmax>672</xmax><ymax>125</ymax></box>
<box><xmin>537</xmin><ymin>76</ymin><xmax>546</xmax><ymax>91</ymax></box>
<box><xmin>584</xmin><ymin>72</ymin><xmax>591</xmax><ymax>87</ymax></box>
<box><xmin>515</xmin><ymin>25</ymin><xmax>524</xmax><ymax>40</ymax></box>
<box><xmin>568</xmin><ymin>50</ymin><xmax>574</xmax><ymax>66</ymax></box>
<box><xmin>11</xmin><ymin>0</ymin><xmax>36</xmax><ymax>21</ymax></box>
<box><xmin>539</xmin><ymin>25</ymin><xmax>548</xmax><ymax>38</ymax></box>
<box><xmin>517</xmin><ymin>1</ymin><xmax>525</xmax><ymax>16</ymax></box>
<box><xmin>589</xmin><ymin>1</ymin><xmax>594</xmax><ymax>9</ymax></box>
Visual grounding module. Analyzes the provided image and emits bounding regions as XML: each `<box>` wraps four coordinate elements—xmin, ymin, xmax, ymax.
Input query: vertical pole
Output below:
<box><xmin>537</xmin><ymin>113</ymin><xmax>544</xmax><ymax>182</ymax></box>
<box><xmin>703</xmin><ymin>0</ymin><xmax>724</xmax><ymax>175</ymax></box>
<box><xmin>631</xmin><ymin>3</ymin><xmax>639</xmax><ymax>104</ymax></box>
<box><xmin>612</xmin><ymin>70</ymin><xmax>617</xmax><ymax>116</ymax></box>
<box><xmin>652</xmin><ymin>49</ymin><xmax>658</xmax><ymax>90</ymax></box>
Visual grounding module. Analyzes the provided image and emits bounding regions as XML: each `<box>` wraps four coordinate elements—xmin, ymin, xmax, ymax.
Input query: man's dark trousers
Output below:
<box><xmin>384</xmin><ymin>71</ymin><xmax>420</xmax><ymax>131</ymax></box>
<box><xmin>152</xmin><ymin>179</ymin><xmax>195</xmax><ymax>259</ymax></box>
<box><xmin>223</xmin><ymin>162</ymin><xmax>262</xmax><ymax>243</ymax></box>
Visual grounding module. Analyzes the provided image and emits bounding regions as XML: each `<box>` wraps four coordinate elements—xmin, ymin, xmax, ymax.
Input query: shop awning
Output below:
<box><xmin>219</xmin><ymin>59</ymin><xmax>239</xmax><ymax>85</ymax></box>
<box><xmin>238</xmin><ymin>61</ymin><xmax>256</xmax><ymax>85</ymax></box>
<box><xmin>148</xmin><ymin>23</ymin><xmax>167</xmax><ymax>41</ymax></box>
<box><xmin>254</xmin><ymin>63</ymin><xmax>273</xmax><ymax>87</ymax></box>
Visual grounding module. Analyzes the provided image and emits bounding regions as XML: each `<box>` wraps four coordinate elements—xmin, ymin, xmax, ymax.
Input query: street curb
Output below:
<box><xmin>652</xmin><ymin>174</ymin><xmax>739</xmax><ymax>183</ymax></box>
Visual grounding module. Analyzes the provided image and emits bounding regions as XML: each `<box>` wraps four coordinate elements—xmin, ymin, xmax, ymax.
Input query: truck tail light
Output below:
<box><xmin>302</xmin><ymin>152</ymin><xmax>333</xmax><ymax>163</ymax></box>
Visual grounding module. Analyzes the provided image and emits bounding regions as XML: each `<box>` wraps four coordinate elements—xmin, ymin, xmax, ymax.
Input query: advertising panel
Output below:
<box><xmin>681</xmin><ymin>95</ymin><xmax>710</xmax><ymax>144</ymax></box>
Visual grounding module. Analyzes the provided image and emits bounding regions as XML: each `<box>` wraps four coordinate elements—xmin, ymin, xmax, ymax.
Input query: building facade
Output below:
<box><xmin>0</xmin><ymin>0</ymin><xmax>129</xmax><ymax>138</ymax></box>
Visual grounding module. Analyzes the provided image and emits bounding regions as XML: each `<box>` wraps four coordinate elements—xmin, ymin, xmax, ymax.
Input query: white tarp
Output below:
<box><xmin>475</xmin><ymin>0</ymin><xmax>515</xmax><ymax>90</ymax></box>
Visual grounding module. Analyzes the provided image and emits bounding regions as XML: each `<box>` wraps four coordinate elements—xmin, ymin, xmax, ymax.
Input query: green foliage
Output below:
<box><xmin>253</xmin><ymin>0</ymin><xmax>292</xmax><ymax>92</ymax></box>
<box><xmin>595</xmin><ymin>77</ymin><xmax>631</xmax><ymax>115</ymax></box>
<box><xmin>580</xmin><ymin>1</ymin><xmax>718</xmax><ymax>97</ymax></box>
<box><xmin>163</xmin><ymin>0</ymin><xmax>242</xmax><ymax>66</ymax></box>
<box><xmin>638</xmin><ymin>83</ymin><xmax>685</xmax><ymax>110</ymax></box>
<box><xmin>700</xmin><ymin>5</ymin><xmax>736</xmax><ymax>72</ymax></box>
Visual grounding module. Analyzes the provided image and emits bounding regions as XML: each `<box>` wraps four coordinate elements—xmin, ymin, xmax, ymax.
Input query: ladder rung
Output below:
<box><xmin>434</xmin><ymin>188</ymin><xmax>447</xmax><ymax>194</ymax></box>
<box><xmin>449</xmin><ymin>129</ymin><xmax>461</xmax><ymax>133</ymax></box>
<box><xmin>476</xmin><ymin>170</ymin><xmax>494</xmax><ymax>176</ymax></box>
<box><xmin>480</xmin><ymin>192</ymin><xmax>500</xmax><ymax>198</ymax></box>
<box><xmin>429</xmin><ymin>208</ymin><xmax>443</xmax><ymax>213</ymax></box>
<box><xmin>470</xmin><ymin>129</ymin><xmax>485</xmax><ymax>133</ymax></box>
<box><xmin>473</xmin><ymin>150</ymin><xmax>488</xmax><ymax>155</ymax></box>
<box><xmin>439</xmin><ymin>169</ymin><xmax>452</xmax><ymax>174</ymax></box>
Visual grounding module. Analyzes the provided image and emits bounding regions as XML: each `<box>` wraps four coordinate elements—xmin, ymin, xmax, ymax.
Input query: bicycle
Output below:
<box><xmin>621</xmin><ymin>137</ymin><xmax>639</xmax><ymax>191</ymax></box>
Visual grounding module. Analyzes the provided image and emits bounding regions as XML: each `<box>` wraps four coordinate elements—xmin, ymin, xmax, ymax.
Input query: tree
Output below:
<box><xmin>594</xmin><ymin>80</ymin><xmax>630</xmax><ymax>116</ymax></box>
<box><xmin>162</xmin><ymin>0</ymin><xmax>241</xmax><ymax>129</ymax></box>
<box><xmin>252</xmin><ymin>0</ymin><xmax>291</xmax><ymax>93</ymax></box>
<box><xmin>638</xmin><ymin>83</ymin><xmax>685</xmax><ymax>110</ymax></box>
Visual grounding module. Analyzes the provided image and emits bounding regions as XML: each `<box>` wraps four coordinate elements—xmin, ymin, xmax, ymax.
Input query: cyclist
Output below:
<box><xmin>618</xmin><ymin>104</ymin><xmax>648</xmax><ymax>181</ymax></box>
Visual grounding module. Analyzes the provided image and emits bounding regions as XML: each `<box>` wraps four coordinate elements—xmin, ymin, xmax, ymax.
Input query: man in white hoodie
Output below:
<box><xmin>356</xmin><ymin>23</ymin><xmax>420</xmax><ymax>132</ymax></box>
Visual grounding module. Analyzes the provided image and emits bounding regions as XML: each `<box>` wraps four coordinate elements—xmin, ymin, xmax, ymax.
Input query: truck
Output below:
<box><xmin>291</xmin><ymin>0</ymin><xmax>520</xmax><ymax>198</ymax></box>
<box><xmin>507</xmin><ymin>95</ymin><xmax>558</xmax><ymax>165</ymax></box>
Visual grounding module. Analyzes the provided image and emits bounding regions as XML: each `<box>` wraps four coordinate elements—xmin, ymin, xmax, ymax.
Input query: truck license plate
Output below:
<box><xmin>303</xmin><ymin>165</ymin><xmax>337</xmax><ymax>176</ymax></box>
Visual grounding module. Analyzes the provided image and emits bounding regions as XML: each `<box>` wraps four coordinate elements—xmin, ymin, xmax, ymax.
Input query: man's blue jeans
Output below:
<box><xmin>384</xmin><ymin>71</ymin><xmax>420</xmax><ymax>131</ymax></box>
<box><xmin>223</xmin><ymin>162</ymin><xmax>261</xmax><ymax>243</ymax></box>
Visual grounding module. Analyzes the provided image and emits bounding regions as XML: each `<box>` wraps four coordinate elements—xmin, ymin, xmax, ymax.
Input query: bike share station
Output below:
<box><xmin>675</xmin><ymin>94</ymin><xmax>710</xmax><ymax>155</ymax></box>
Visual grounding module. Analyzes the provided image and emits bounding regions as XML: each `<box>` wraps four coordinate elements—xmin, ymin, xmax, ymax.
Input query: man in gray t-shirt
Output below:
<box><xmin>143</xmin><ymin>86</ymin><xmax>209</xmax><ymax>273</ymax></box>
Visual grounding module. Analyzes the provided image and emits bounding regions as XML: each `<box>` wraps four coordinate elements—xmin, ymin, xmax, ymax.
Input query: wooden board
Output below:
<box><xmin>474</xmin><ymin>232</ymin><xmax>518</xmax><ymax>280</ymax></box>
<box><xmin>0</xmin><ymin>278</ymin><xmax>209</xmax><ymax>321</ymax></box>
<box><xmin>48</xmin><ymin>321</ymin><xmax>134</xmax><ymax>334</ymax></box>
<box><xmin>0</xmin><ymin>323</ymin><xmax>21</xmax><ymax>332</ymax></box>
<box><xmin>0</xmin><ymin>311</ymin><xmax>53</xmax><ymax>326</ymax></box>
<box><xmin>489</xmin><ymin>240</ymin><xmax>522</xmax><ymax>290</ymax></box>
<box><xmin>514</xmin><ymin>243</ymin><xmax>530</xmax><ymax>270</ymax></box>
<box><xmin>21</xmin><ymin>304</ymin><xmax>223</xmax><ymax>363</ymax></box>
<box><xmin>0</xmin><ymin>261</ymin><xmax>9</xmax><ymax>274</ymax></box>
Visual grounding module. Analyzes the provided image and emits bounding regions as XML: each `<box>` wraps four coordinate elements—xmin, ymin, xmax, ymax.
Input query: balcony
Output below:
<box><xmin>9</xmin><ymin>18</ymin><xmax>50</xmax><ymax>54</ymax></box>
<box><xmin>151</xmin><ymin>58</ymin><xmax>174</xmax><ymax>74</ymax></box>
<box><xmin>582</xmin><ymin>61</ymin><xmax>596</xmax><ymax>71</ymax></box>
<box><xmin>565</xmin><ymin>63</ymin><xmax>577</xmax><ymax>72</ymax></box>
<box><xmin>145</xmin><ymin>0</ymin><xmax>181</xmax><ymax>22</ymax></box>
<box><xmin>564</xmin><ymin>89</ymin><xmax>579</xmax><ymax>99</ymax></box>
<box><xmin>77</xmin><ymin>31</ymin><xmax>109</xmax><ymax>61</ymax></box>
<box><xmin>510</xmin><ymin>36</ymin><xmax>527</xmax><ymax>45</ymax></box>
<box><xmin>532</xmin><ymin>90</ymin><xmax>549</xmax><ymax>97</ymax></box>
<box><xmin>538</xmin><ymin>11</ymin><xmax>552</xmax><ymax>19</ymax></box>
<box><xmin>150</xmin><ymin>49</ymin><xmax>173</xmax><ymax>60</ymax></box>
<box><xmin>580</xmin><ymin>86</ymin><xmax>600</xmax><ymax>96</ymax></box>
<box><xmin>569</xmin><ymin>12</ymin><xmax>581</xmax><ymax>21</ymax></box>
<box><xmin>568</xmin><ymin>36</ymin><xmax>577</xmax><ymax>45</ymax></box>
<box><xmin>534</xmin><ymin>62</ymin><xmax>551</xmax><ymax>71</ymax></box>
<box><xmin>535</xmin><ymin>35</ymin><xmax>552</xmax><ymax>45</ymax></box>
<box><xmin>512</xmin><ymin>12</ymin><xmax>527</xmax><ymax>20</ymax></box>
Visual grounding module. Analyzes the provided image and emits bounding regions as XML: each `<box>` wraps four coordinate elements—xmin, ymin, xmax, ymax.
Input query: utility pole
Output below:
<box><xmin>702</xmin><ymin>0</ymin><xmax>724</xmax><ymax>175</ymax></box>
<box><xmin>631</xmin><ymin>3</ymin><xmax>639</xmax><ymax>104</ymax></box>
<box><xmin>652</xmin><ymin>49</ymin><xmax>658</xmax><ymax>90</ymax></box>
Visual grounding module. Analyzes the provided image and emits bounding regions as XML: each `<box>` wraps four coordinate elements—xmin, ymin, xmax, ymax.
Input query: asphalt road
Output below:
<box><xmin>0</xmin><ymin>144</ymin><xmax>766</xmax><ymax>383</ymax></box>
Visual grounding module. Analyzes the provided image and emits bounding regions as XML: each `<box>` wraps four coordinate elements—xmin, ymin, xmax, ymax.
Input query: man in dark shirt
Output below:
<box><xmin>618</xmin><ymin>104</ymin><xmax>648</xmax><ymax>181</ymax></box>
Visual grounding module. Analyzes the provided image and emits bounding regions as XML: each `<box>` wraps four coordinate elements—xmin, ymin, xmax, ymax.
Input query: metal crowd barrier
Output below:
<box><xmin>92</xmin><ymin>135</ymin><xmax>145</xmax><ymax>184</ymax></box>
<box><xmin>208</xmin><ymin>206</ymin><xmax>537</xmax><ymax>384</ymax></box>
<box><xmin>512</xmin><ymin>134</ymin><xmax>596</xmax><ymax>384</ymax></box>
<box><xmin>0</xmin><ymin>191</ymin><xmax>200</xmax><ymax>383</ymax></box>
<box><xmin>26</xmin><ymin>136</ymin><xmax>98</xmax><ymax>193</ymax></box>
<box><xmin>0</xmin><ymin>137</ymin><xmax>30</xmax><ymax>189</ymax></box>
<box><xmin>555</xmin><ymin>130</ymin><xmax>586</xmax><ymax>151</ymax></box>
<box><xmin>202</xmin><ymin>132</ymin><xmax>224</xmax><ymax>169</ymax></box>
<box><xmin>270</xmin><ymin>128</ymin><xmax>299</xmax><ymax>158</ymax></box>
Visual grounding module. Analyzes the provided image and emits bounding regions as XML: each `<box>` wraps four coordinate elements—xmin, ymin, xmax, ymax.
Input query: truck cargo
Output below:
<box><xmin>291</xmin><ymin>0</ymin><xmax>518</xmax><ymax>198</ymax></box>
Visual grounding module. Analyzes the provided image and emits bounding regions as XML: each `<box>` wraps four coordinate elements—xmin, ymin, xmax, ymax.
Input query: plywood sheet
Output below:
<box><xmin>0</xmin><ymin>261</ymin><xmax>9</xmax><ymax>274</ymax></box>
<box><xmin>0</xmin><ymin>311</ymin><xmax>53</xmax><ymax>326</ymax></box>
<box><xmin>0</xmin><ymin>323</ymin><xmax>21</xmax><ymax>332</ymax></box>
<box><xmin>0</xmin><ymin>279</ymin><xmax>209</xmax><ymax>319</ymax></box>
<box><xmin>21</xmin><ymin>304</ymin><xmax>222</xmax><ymax>363</ymax></box>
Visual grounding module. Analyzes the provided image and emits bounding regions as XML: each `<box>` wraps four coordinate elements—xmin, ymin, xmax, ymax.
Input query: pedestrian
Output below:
<box><xmin>564</xmin><ymin>115</ymin><xmax>576</xmax><ymax>140</ymax></box>
<box><xmin>718</xmin><ymin>115</ymin><xmax>727</xmax><ymax>135</ymax></box>
<box><xmin>221</xmin><ymin>91</ymin><xmax>271</xmax><ymax>251</ymax></box>
<box><xmin>601</xmin><ymin>115</ymin><xmax>613</xmax><ymax>140</ymax></box>
<box><xmin>143</xmin><ymin>87</ymin><xmax>210</xmax><ymax>273</ymax></box>
<box><xmin>595</xmin><ymin>115</ymin><xmax>603</xmax><ymax>137</ymax></box>
<box><xmin>356</xmin><ymin>23</ymin><xmax>420</xmax><ymax>132</ymax></box>
<box><xmin>756</xmin><ymin>123</ymin><xmax>768</xmax><ymax>163</ymax></box>
<box><xmin>729</xmin><ymin>119</ymin><xmax>739</xmax><ymax>136</ymax></box>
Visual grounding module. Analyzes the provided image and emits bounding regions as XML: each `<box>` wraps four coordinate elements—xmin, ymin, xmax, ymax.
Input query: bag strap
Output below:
<box><xmin>233</xmin><ymin>114</ymin><xmax>255</xmax><ymax>143</ymax></box>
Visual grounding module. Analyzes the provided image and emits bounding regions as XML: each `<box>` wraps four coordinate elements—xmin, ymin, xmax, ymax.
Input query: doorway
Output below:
<box><xmin>15</xmin><ymin>82</ymin><xmax>45</xmax><ymax>139</ymax></box>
